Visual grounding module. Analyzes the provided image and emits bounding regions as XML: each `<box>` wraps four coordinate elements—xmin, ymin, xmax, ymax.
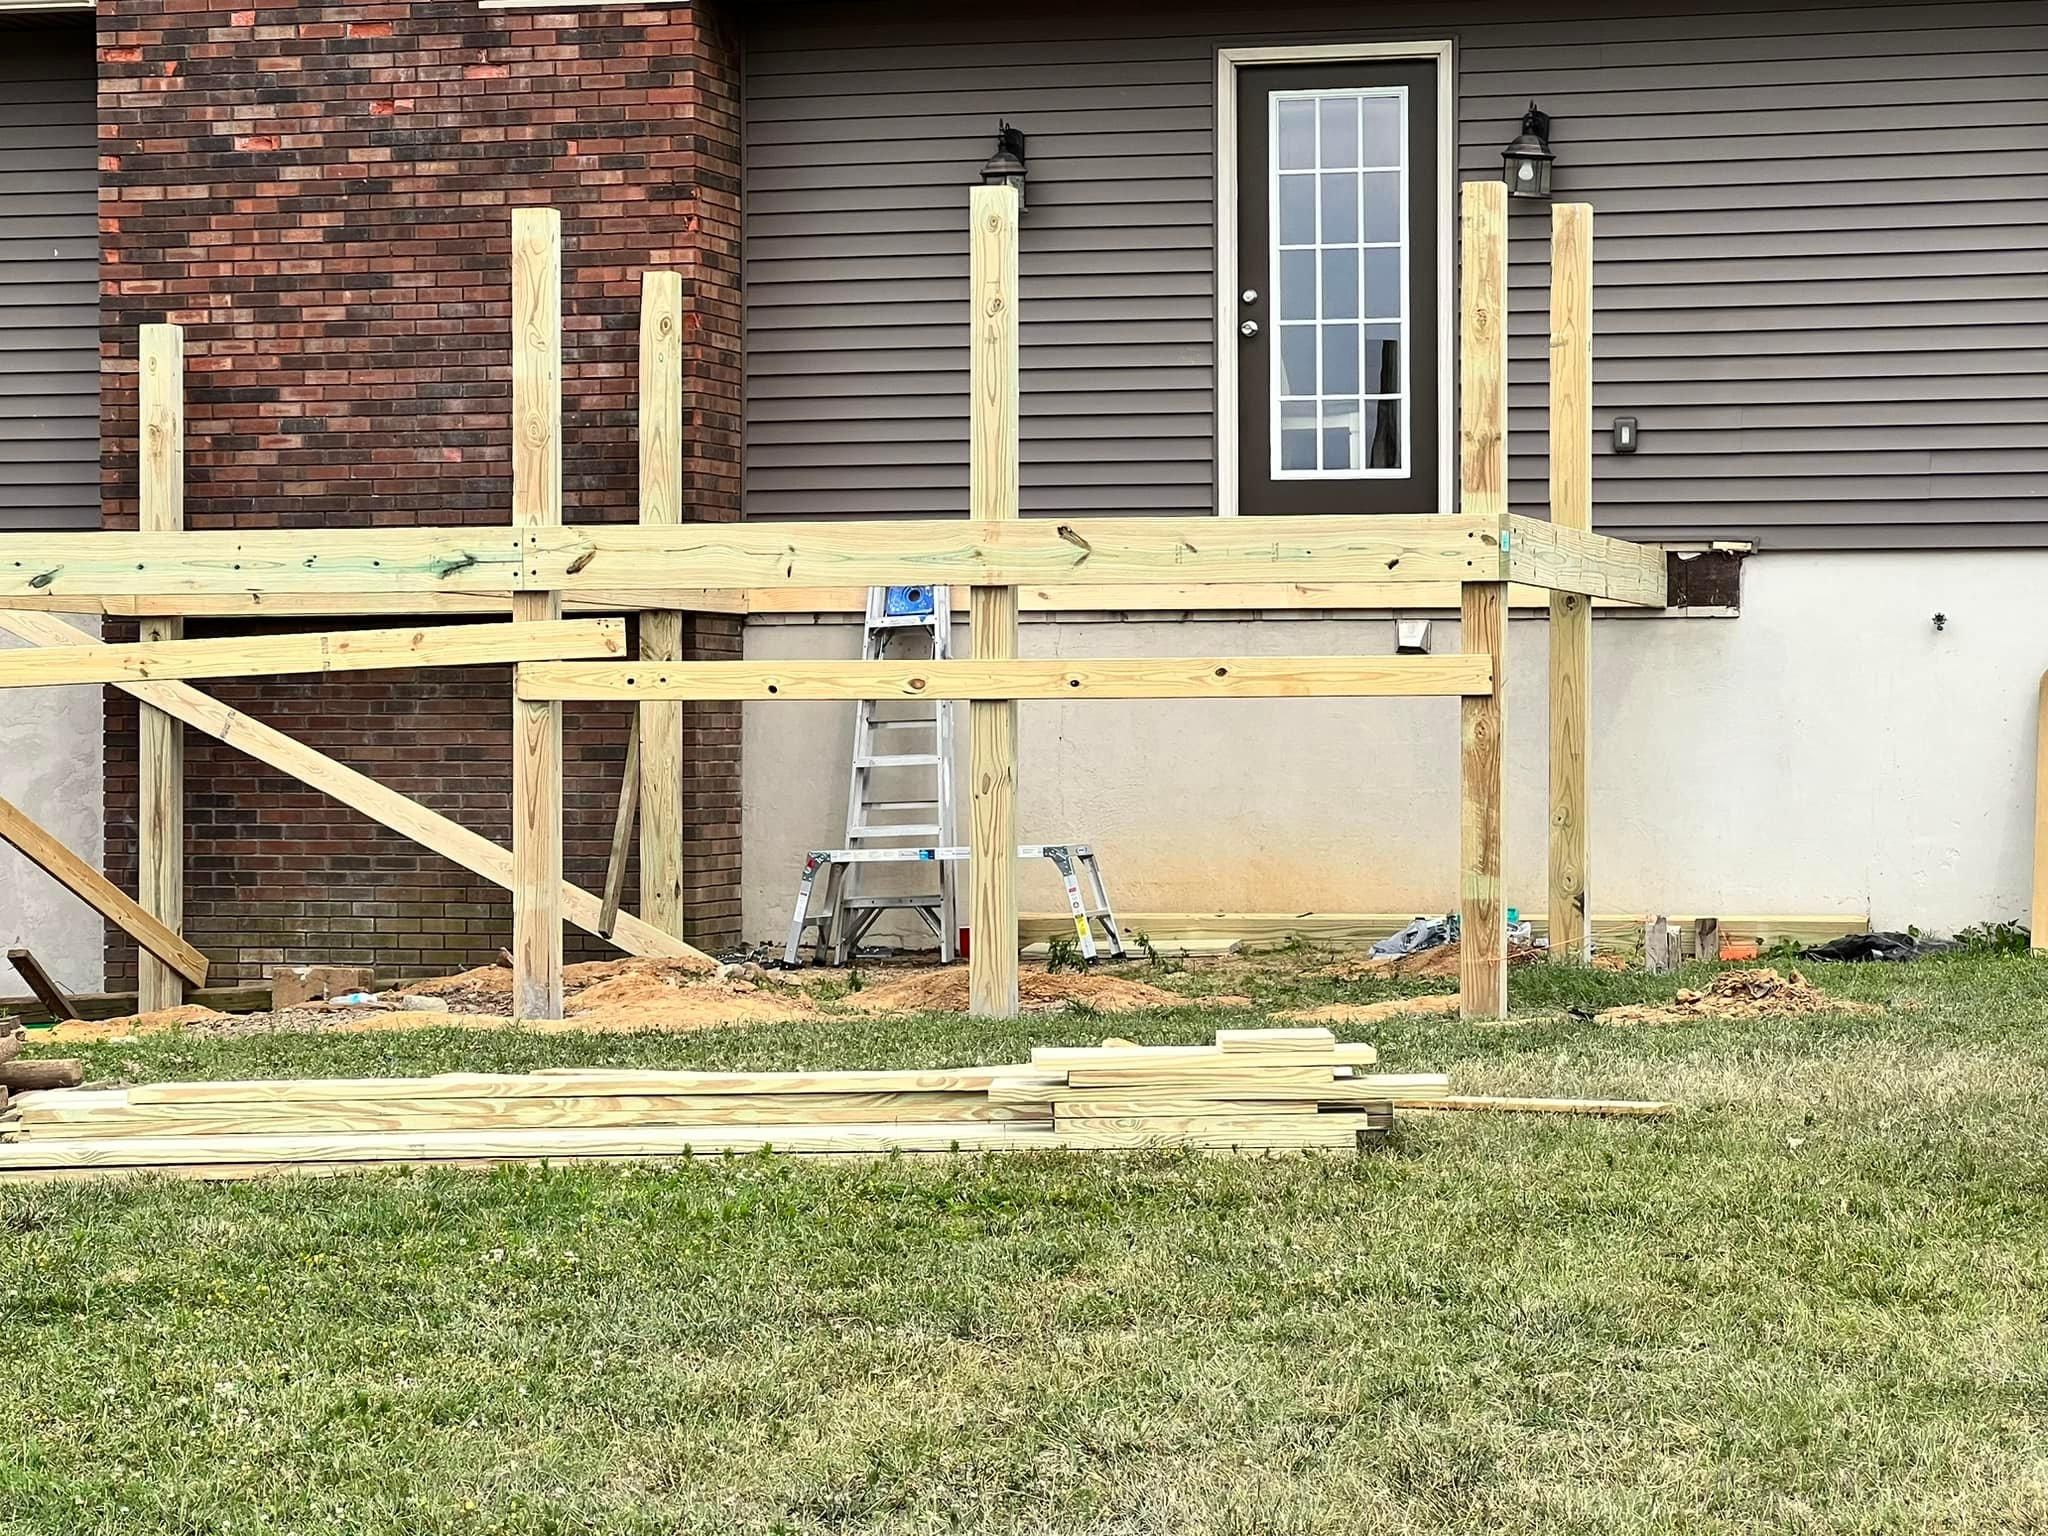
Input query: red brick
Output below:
<box><xmin>99</xmin><ymin>0</ymin><xmax>744</xmax><ymax>986</ymax></box>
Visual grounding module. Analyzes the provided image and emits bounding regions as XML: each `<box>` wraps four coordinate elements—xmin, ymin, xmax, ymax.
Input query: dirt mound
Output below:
<box><xmin>1332</xmin><ymin>944</ymin><xmax>1544</xmax><ymax>981</ymax></box>
<box><xmin>1280</xmin><ymin>995</ymin><xmax>1460</xmax><ymax>1026</ymax></box>
<box><xmin>403</xmin><ymin>964</ymin><xmax>515</xmax><ymax>1012</ymax></box>
<box><xmin>1596</xmin><ymin>968</ymin><xmax>1880</xmax><ymax>1027</ymax></box>
<box><xmin>840</xmin><ymin>967</ymin><xmax>1226</xmax><ymax>1015</ymax></box>
<box><xmin>43</xmin><ymin>1004</ymin><xmax>227</xmax><ymax>1042</ymax></box>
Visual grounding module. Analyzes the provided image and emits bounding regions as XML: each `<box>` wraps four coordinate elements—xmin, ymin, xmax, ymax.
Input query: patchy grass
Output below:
<box><xmin>3</xmin><ymin>953</ymin><xmax>2048</xmax><ymax>1534</ymax></box>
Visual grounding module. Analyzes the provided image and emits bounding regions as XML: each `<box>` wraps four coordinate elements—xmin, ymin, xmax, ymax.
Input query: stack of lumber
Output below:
<box><xmin>0</xmin><ymin>1027</ymin><xmax>1447</xmax><ymax>1182</ymax></box>
<box><xmin>0</xmin><ymin>1024</ymin><xmax>84</xmax><ymax>1112</ymax></box>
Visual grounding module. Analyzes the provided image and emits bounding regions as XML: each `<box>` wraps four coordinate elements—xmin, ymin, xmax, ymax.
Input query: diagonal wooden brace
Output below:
<box><xmin>0</xmin><ymin>611</ymin><xmax>714</xmax><ymax>968</ymax></box>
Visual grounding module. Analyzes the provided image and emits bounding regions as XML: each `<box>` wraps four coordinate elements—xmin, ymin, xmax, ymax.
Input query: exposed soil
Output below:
<box><xmin>838</xmin><ymin>967</ymin><xmax>1235</xmax><ymax>1015</ymax></box>
<box><xmin>1280</xmin><ymin>995</ymin><xmax>1461</xmax><ymax>1026</ymax></box>
<box><xmin>1596</xmin><ymin>968</ymin><xmax>1882</xmax><ymax>1027</ymax></box>
<box><xmin>1329</xmin><ymin>943</ymin><xmax>1545</xmax><ymax>981</ymax></box>
<box><xmin>40</xmin><ymin>1005</ymin><xmax>228</xmax><ymax>1042</ymax></box>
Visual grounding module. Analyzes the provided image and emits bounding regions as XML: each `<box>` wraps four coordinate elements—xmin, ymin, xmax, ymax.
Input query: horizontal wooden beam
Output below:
<box><xmin>0</xmin><ymin>590</ymin><xmax>748</xmax><ymax>619</ymax></box>
<box><xmin>0</xmin><ymin>517</ymin><xmax>1666</xmax><ymax>604</ymax></box>
<box><xmin>0</xmin><ymin>791</ymin><xmax>210</xmax><ymax>987</ymax></box>
<box><xmin>0</xmin><ymin>618</ymin><xmax>624</xmax><ymax>690</ymax></box>
<box><xmin>0</xmin><ymin>579</ymin><xmax>1659</xmax><ymax>620</ymax></box>
<box><xmin>0</xmin><ymin>609</ymin><xmax>714</xmax><ymax>968</ymax></box>
<box><xmin>1505</xmin><ymin>515</ymin><xmax>1666</xmax><ymax>606</ymax></box>
<box><xmin>514</xmin><ymin>655</ymin><xmax>1494</xmax><ymax>702</ymax></box>
<box><xmin>2</xmin><ymin>528</ymin><xmax>530</xmax><ymax>598</ymax></box>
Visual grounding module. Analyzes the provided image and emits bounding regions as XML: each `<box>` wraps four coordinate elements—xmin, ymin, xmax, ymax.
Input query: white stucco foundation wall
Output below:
<box><xmin>741</xmin><ymin>552</ymin><xmax>2048</xmax><ymax>946</ymax></box>
<box><xmin>0</xmin><ymin>617</ymin><xmax>105</xmax><ymax>993</ymax></box>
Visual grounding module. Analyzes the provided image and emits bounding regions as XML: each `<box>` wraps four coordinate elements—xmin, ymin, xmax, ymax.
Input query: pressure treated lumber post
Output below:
<box><xmin>1458</xmin><ymin>180</ymin><xmax>1509</xmax><ymax>1020</ymax></box>
<box><xmin>511</xmin><ymin>209</ymin><xmax>564</xmax><ymax>1021</ymax></box>
<box><xmin>137</xmin><ymin>323</ymin><xmax>186</xmax><ymax>1012</ymax></box>
<box><xmin>967</xmin><ymin>184</ymin><xmax>1020</xmax><ymax>1018</ymax></box>
<box><xmin>1547</xmin><ymin>203</ymin><xmax>1594</xmax><ymax>964</ymax></box>
<box><xmin>637</xmin><ymin>270</ymin><xmax>687</xmax><ymax>939</ymax></box>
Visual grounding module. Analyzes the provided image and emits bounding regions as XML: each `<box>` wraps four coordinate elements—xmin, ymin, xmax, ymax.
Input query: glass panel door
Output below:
<box><xmin>1234</xmin><ymin>59</ymin><xmax>1440</xmax><ymax>517</ymax></box>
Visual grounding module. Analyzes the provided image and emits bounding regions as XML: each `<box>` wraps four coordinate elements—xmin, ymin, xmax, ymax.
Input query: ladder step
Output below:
<box><xmin>861</xmin><ymin>799</ymin><xmax>940</xmax><ymax>812</ymax></box>
<box><xmin>849</xmin><ymin>824</ymin><xmax>942</xmax><ymax>838</ymax></box>
<box><xmin>855</xmin><ymin>754</ymin><xmax>942</xmax><ymax>768</ymax></box>
<box><xmin>839</xmin><ymin>894</ymin><xmax>944</xmax><ymax>911</ymax></box>
<box><xmin>868</xmin><ymin>718</ymin><xmax>937</xmax><ymax>728</ymax></box>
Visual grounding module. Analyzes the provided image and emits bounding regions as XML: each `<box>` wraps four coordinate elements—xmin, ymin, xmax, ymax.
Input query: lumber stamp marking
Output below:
<box><xmin>968</xmin><ymin>184</ymin><xmax>1021</xmax><ymax>1019</ymax></box>
<box><xmin>511</xmin><ymin>208</ymin><xmax>565</xmax><ymax>1022</ymax></box>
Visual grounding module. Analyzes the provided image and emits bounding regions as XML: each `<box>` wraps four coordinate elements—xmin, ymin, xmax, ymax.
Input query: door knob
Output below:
<box><xmin>1239</xmin><ymin>319</ymin><xmax>1259</xmax><ymax>338</ymax></box>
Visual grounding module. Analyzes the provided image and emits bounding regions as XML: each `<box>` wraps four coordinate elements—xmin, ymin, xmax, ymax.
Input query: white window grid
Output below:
<box><xmin>1267</xmin><ymin>84</ymin><xmax>1411</xmax><ymax>481</ymax></box>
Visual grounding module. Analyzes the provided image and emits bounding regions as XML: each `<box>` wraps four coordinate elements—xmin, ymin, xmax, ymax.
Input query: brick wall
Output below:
<box><xmin>96</xmin><ymin>0</ymin><xmax>743</xmax><ymax>987</ymax></box>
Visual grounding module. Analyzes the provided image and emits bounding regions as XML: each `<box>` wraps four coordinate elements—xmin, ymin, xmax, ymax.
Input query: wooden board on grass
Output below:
<box><xmin>127</xmin><ymin>1066</ymin><xmax>1058</xmax><ymax>1106</ymax></box>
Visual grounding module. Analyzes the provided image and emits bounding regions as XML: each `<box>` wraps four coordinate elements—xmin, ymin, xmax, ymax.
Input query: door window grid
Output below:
<box><xmin>1269</xmin><ymin>86</ymin><xmax>1409</xmax><ymax>480</ymax></box>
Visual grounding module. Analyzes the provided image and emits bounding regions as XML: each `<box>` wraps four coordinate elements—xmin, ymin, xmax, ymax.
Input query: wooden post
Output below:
<box><xmin>511</xmin><ymin>208</ymin><xmax>564</xmax><ymax>1021</ymax></box>
<box><xmin>1547</xmin><ymin>202</ymin><xmax>1595</xmax><ymax>964</ymax></box>
<box><xmin>137</xmin><ymin>323</ymin><xmax>186</xmax><ymax>1012</ymax></box>
<box><xmin>637</xmin><ymin>270</ymin><xmax>688</xmax><ymax>939</ymax></box>
<box><xmin>967</xmin><ymin>184</ymin><xmax>1020</xmax><ymax>1018</ymax></box>
<box><xmin>1644</xmin><ymin>916</ymin><xmax>1676</xmax><ymax>974</ymax></box>
<box><xmin>1458</xmin><ymin>181</ymin><xmax>1508</xmax><ymax>1020</ymax></box>
<box><xmin>599</xmin><ymin>714</ymin><xmax>641</xmax><ymax>938</ymax></box>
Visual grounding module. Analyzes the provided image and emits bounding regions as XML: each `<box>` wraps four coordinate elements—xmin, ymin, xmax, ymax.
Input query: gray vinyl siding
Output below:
<box><xmin>0</xmin><ymin>17</ymin><xmax>96</xmax><ymax>532</ymax></box>
<box><xmin>743</xmin><ymin>0</ymin><xmax>2048</xmax><ymax>551</ymax></box>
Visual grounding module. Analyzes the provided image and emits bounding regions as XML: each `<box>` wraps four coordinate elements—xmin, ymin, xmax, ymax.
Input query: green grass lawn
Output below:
<box><xmin>4</xmin><ymin>954</ymin><xmax>2047</xmax><ymax>1534</ymax></box>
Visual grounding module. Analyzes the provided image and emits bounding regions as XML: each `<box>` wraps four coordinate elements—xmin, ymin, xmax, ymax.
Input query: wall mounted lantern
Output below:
<box><xmin>979</xmin><ymin>122</ymin><xmax>1029</xmax><ymax>209</ymax></box>
<box><xmin>1502</xmin><ymin>103</ymin><xmax>1555</xmax><ymax>199</ymax></box>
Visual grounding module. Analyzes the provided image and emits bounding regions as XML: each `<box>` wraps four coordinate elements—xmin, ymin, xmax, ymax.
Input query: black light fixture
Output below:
<box><xmin>979</xmin><ymin>122</ymin><xmax>1028</xmax><ymax>209</ymax></box>
<box><xmin>1502</xmin><ymin>103</ymin><xmax>1555</xmax><ymax>199</ymax></box>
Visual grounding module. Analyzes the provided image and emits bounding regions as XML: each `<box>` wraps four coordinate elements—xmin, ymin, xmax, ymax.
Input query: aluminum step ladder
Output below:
<box><xmin>783</xmin><ymin>844</ymin><xmax>1128</xmax><ymax>967</ymax></box>
<box><xmin>794</xmin><ymin>584</ymin><xmax>961</xmax><ymax>964</ymax></box>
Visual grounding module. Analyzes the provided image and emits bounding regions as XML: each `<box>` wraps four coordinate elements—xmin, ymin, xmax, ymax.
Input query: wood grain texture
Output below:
<box><xmin>527</xmin><ymin>516</ymin><xmax>1509</xmax><ymax>591</ymax></box>
<box><xmin>1458</xmin><ymin>180</ymin><xmax>1508</xmax><ymax>520</ymax></box>
<box><xmin>7</xmin><ymin>948</ymin><xmax>77</xmax><ymax>1023</ymax></box>
<box><xmin>17</xmin><ymin>1090</ymin><xmax>1026</xmax><ymax>1136</ymax></box>
<box><xmin>511</xmin><ymin>208</ymin><xmax>565</xmax><ymax>1023</ymax></box>
<box><xmin>138</xmin><ymin>322</ymin><xmax>186</xmax><ymax>1012</ymax></box>
<box><xmin>127</xmin><ymin>1066</ymin><xmax>1050</xmax><ymax>1105</ymax></box>
<box><xmin>0</xmin><ymin>1116</ymin><xmax>1370</xmax><ymax>1175</ymax></box>
<box><xmin>968</xmin><ymin>185</ymin><xmax>1022</xmax><ymax>1020</ymax></box>
<box><xmin>0</xmin><ymin>791</ymin><xmax>209</xmax><ymax>985</ymax></box>
<box><xmin>1548</xmin><ymin>202</ymin><xmax>1596</xmax><ymax>966</ymax></box>
<box><xmin>0</xmin><ymin>609</ymin><xmax>712</xmax><ymax>966</ymax></box>
<box><xmin>1460</xmin><ymin>581</ymin><xmax>1507</xmax><ymax>1020</ymax></box>
<box><xmin>1505</xmin><ymin>517</ymin><xmax>1665</xmax><ymax>607</ymax></box>
<box><xmin>0</xmin><ymin>517</ymin><xmax>1559</xmax><ymax>597</ymax></box>
<box><xmin>0</xmin><ymin>619</ymin><xmax>625</xmax><ymax>689</ymax></box>
<box><xmin>516</xmin><ymin>654</ymin><xmax>1496</xmax><ymax>702</ymax></box>
<box><xmin>598</xmin><ymin>713</ymin><xmax>639</xmax><ymax>938</ymax></box>
<box><xmin>637</xmin><ymin>269</ymin><xmax>688</xmax><ymax>940</ymax></box>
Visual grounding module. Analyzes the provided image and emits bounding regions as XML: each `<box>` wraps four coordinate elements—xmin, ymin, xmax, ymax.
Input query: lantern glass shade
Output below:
<box><xmin>1505</xmin><ymin>148</ymin><xmax>1552</xmax><ymax>198</ymax></box>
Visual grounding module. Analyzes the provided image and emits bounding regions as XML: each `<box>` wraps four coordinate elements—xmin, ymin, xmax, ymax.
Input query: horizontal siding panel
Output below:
<box><xmin>747</xmin><ymin>0</ymin><xmax>2048</xmax><ymax>549</ymax></box>
<box><xmin>0</xmin><ymin>19</ymin><xmax>96</xmax><ymax>532</ymax></box>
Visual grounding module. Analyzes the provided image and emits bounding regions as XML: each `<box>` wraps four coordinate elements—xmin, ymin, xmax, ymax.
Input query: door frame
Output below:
<box><xmin>1215</xmin><ymin>39</ymin><xmax>1457</xmax><ymax>516</ymax></box>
